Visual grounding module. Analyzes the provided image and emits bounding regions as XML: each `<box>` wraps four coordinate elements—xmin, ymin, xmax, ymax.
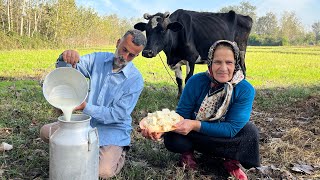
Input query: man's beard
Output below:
<box><xmin>113</xmin><ymin>50</ymin><xmax>128</xmax><ymax>70</ymax></box>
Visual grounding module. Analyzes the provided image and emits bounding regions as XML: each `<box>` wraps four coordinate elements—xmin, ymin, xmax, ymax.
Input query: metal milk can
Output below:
<box><xmin>49</xmin><ymin>114</ymin><xmax>99</xmax><ymax>180</ymax></box>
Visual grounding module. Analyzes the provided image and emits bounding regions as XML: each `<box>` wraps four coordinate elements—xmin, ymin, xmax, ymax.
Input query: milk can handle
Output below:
<box><xmin>49</xmin><ymin>125</ymin><xmax>60</xmax><ymax>140</ymax></box>
<box><xmin>88</xmin><ymin>128</ymin><xmax>98</xmax><ymax>151</ymax></box>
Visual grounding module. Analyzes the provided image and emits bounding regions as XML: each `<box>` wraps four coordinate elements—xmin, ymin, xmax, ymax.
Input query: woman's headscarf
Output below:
<box><xmin>207</xmin><ymin>40</ymin><xmax>242</xmax><ymax>81</ymax></box>
<box><xmin>195</xmin><ymin>40</ymin><xmax>245</xmax><ymax>121</ymax></box>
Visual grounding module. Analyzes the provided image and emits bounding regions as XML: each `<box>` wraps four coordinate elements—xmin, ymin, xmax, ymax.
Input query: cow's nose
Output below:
<box><xmin>142</xmin><ymin>50</ymin><xmax>154</xmax><ymax>58</ymax></box>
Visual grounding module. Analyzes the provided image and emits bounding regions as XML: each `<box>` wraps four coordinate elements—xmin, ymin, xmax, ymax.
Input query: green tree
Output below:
<box><xmin>0</xmin><ymin>0</ymin><xmax>140</xmax><ymax>49</ymax></box>
<box><xmin>304</xmin><ymin>32</ymin><xmax>315</xmax><ymax>45</ymax></box>
<box><xmin>0</xmin><ymin>0</ymin><xmax>5</xmax><ymax>32</ymax></box>
<box><xmin>312</xmin><ymin>21</ymin><xmax>320</xmax><ymax>44</ymax></box>
<box><xmin>253</xmin><ymin>12</ymin><xmax>281</xmax><ymax>46</ymax></box>
<box><xmin>54</xmin><ymin>0</ymin><xmax>78</xmax><ymax>44</ymax></box>
<box><xmin>279</xmin><ymin>11</ymin><xmax>305</xmax><ymax>45</ymax></box>
<box><xmin>255</xmin><ymin>12</ymin><xmax>278</xmax><ymax>36</ymax></box>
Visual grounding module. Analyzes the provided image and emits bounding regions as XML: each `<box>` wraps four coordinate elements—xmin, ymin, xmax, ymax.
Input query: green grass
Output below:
<box><xmin>1</xmin><ymin>46</ymin><xmax>319</xmax><ymax>88</ymax></box>
<box><xmin>1</xmin><ymin>46</ymin><xmax>320</xmax><ymax>179</ymax></box>
<box><xmin>246</xmin><ymin>46</ymin><xmax>320</xmax><ymax>87</ymax></box>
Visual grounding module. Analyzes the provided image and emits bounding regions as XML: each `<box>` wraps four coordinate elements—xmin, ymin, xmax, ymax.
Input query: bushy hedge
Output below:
<box><xmin>0</xmin><ymin>31</ymin><xmax>58</xmax><ymax>50</ymax></box>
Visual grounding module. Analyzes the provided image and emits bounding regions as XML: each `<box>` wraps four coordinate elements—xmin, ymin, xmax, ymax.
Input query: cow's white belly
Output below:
<box><xmin>170</xmin><ymin>56</ymin><xmax>208</xmax><ymax>80</ymax></box>
<box><xmin>171</xmin><ymin>60</ymin><xmax>188</xmax><ymax>79</ymax></box>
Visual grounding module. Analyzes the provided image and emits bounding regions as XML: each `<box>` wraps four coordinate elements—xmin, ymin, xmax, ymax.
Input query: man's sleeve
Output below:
<box><xmin>83</xmin><ymin>76</ymin><xmax>144</xmax><ymax>124</ymax></box>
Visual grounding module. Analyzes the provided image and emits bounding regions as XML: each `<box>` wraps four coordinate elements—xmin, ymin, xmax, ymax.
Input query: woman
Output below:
<box><xmin>141</xmin><ymin>40</ymin><xmax>260</xmax><ymax>180</ymax></box>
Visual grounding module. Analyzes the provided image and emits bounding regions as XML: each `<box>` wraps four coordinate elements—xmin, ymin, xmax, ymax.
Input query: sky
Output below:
<box><xmin>76</xmin><ymin>0</ymin><xmax>320</xmax><ymax>30</ymax></box>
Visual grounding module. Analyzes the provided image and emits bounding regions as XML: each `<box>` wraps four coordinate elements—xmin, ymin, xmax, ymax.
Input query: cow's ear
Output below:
<box><xmin>167</xmin><ymin>22</ymin><xmax>183</xmax><ymax>32</ymax></box>
<box><xmin>134</xmin><ymin>22</ymin><xmax>147</xmax><ymax>31</ymax></box>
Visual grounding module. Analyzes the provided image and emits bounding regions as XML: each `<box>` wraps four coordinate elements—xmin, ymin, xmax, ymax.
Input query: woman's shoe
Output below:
<box><xmin>223</xmin><ymin>159</ymin><xmax>247</xmax><ymax>180</ymax></box>
<box><xmin>179</xmin><ymin>151</ymin><xmax>197</xmax><ymax>170</ymax></box>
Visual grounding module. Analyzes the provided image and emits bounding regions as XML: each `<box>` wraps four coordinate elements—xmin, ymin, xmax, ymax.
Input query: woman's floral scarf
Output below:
<box><xmin>196</xmin><ymin>70</ymin><xmax>244</xmax><ymax>121</ymax></box>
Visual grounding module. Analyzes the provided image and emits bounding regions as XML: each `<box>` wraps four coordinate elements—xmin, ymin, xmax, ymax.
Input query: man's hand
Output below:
<box><xmin>141</xmin><ymin>129</ymin><xmax>164</xmax><ymax>141</ymax></box>
<box><xmin>74</xmin><ymin>101</ymin><xmax>86</xmax><ymax>111</ymax></box>
<box><xmin>173</xmin><ymin>119</ymin><xmax>201</xmax><ymax>135</ymax></box>
<box><xmin>62</xmin><ymin>50</ymin><xmax>80</xmax><ymax>67</ymax></box>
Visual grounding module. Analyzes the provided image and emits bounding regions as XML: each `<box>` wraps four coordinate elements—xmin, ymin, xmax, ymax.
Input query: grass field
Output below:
<box><xmin>0</xmin><ymin>46</ymin><xmax>319</xmax><ymax>179</ymax></box>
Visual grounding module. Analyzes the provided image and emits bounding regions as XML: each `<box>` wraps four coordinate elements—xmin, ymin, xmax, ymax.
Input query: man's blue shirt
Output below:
<box><xmin>76</xmin><ymin>52</ymin><xmax>144</xmax><ymax>146</ymax></box>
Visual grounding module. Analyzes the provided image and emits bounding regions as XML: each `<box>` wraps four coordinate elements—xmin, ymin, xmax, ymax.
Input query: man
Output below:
<box><xmin>40</xmin><ymin>29</ymin><xmax>146</xmax><ymax>178</ymax></box>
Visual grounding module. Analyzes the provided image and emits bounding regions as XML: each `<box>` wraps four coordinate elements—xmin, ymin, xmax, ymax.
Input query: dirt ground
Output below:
<box><xmin>128</xmin><ymin>93</ymin><xmax>320</xmax><ymax>180</ymax></box>
<box><xmin>1</xmin><ymin>87</ymin><xmax>319</xmax><ymax>179</ymax></box>
<box><xmin>247</xmin><ymin>95</ymin><xmax>320</xmax><ymax>179</ymax></box>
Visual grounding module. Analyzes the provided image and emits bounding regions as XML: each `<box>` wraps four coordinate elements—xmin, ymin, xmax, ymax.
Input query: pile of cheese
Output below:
<box><xmin>142</xmin><ymin>108</ymin><xmax>183</xmax><ymax>132</ymax></box>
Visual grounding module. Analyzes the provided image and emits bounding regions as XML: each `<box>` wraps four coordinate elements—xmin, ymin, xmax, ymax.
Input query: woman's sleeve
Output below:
<box><xmin>176</xmin><ymin>76</ymin><xmax>199</xmax><ymax>119</ymax></box>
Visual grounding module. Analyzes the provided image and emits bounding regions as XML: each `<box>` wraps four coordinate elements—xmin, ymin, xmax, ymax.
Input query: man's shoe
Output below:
<box><xmin>179</xmin><ymin>152</ymin><xmax>197</xmax><ymax>170</ymax></box>
<box><xmin>223</xmin><ymin>159</ymin><xmax>248</xmax><ymax>180</ymax></box>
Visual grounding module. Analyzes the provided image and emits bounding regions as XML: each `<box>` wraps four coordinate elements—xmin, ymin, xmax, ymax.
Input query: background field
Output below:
<box><xmin>0</xmin><ymin>46</ymin><xmax>319</xmax><ymax>179</ymax></box>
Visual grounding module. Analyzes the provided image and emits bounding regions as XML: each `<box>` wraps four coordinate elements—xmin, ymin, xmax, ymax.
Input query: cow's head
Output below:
<box><xmin>134</xmin><ymin>12</ymin><xmax>183</xmax><ymax>58</ymax></box>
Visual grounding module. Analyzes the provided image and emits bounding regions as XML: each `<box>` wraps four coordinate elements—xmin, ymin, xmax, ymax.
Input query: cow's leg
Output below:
<box><xmin>185</xmin><ymin>62</ymin><xmax>195</xmax><ymax>85</ymax></box>
<box><xmin>185</xmin><ymin>61</ymin><xmax>190</xmax><ymax>77</ymax></box>
<box><xmin>240</xmin><ymin>51</ymin><xmax>246</xmax><ymax>76</ymax></box>
<box><xmin>185</xmin><ymin>55</ymin><xmax>200</xmax><ymax>84</ymax></box>
<box><xmin>174</xmin><ymin>66</ymin><xmax>183</xmax><ymax>99</ymax></box>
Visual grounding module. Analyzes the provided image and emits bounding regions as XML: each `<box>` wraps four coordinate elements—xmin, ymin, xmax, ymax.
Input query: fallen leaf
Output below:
<box><xmin>291</xmin><ymin>163</ymin><xmax>313</xmax><ymax>174</ymax></box>
<box><xmin>0</xmin><ymin>142</ymin><xmax>13</xmax><ymax>152</ymax></box>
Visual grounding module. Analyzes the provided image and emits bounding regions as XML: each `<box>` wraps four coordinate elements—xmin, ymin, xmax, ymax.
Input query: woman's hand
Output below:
<box><xmin>173</xmin><ymin>119</ymin><xmax>201</xmax><ymax>135</ymax></box>
<box><xmin>141</xmin><ymin>128</ymin><xmax>164</xmax><ymax>141</ymax></box>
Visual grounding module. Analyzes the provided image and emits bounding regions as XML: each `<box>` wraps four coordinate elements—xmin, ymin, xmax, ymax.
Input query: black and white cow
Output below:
<box><xmin>134</xmin><ymin>9</ymin><xmax>252</xmax><ymax>98</ymax></box>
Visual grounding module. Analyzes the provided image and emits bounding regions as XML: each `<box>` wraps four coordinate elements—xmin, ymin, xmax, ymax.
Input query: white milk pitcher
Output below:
<box><xmin>42</xmin><ymin>66</ymin><xmax>89</xmax><ymax>121</ymax></box>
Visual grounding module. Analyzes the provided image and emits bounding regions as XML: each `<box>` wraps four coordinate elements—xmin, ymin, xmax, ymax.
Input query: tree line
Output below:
<box><xmin>1</xmin><ymin>0</ymin><xmax>320</xmax><ymax>50</ymax></box>
<box><xmin>0</xmin><ymin>0</ymin><xmax>134</xmax><ymax>49</ymax></box>
<box><xmin>219</xmin><ymin>2</ymin><xmax>320</xmax><ymax>46</ymax></box>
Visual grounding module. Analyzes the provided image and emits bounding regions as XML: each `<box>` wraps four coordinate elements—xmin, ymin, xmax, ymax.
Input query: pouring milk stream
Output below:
<box><xmin>47</xmin><ymin>84</ymin><xmax>80</xmax><ymax>121</ymax></box>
